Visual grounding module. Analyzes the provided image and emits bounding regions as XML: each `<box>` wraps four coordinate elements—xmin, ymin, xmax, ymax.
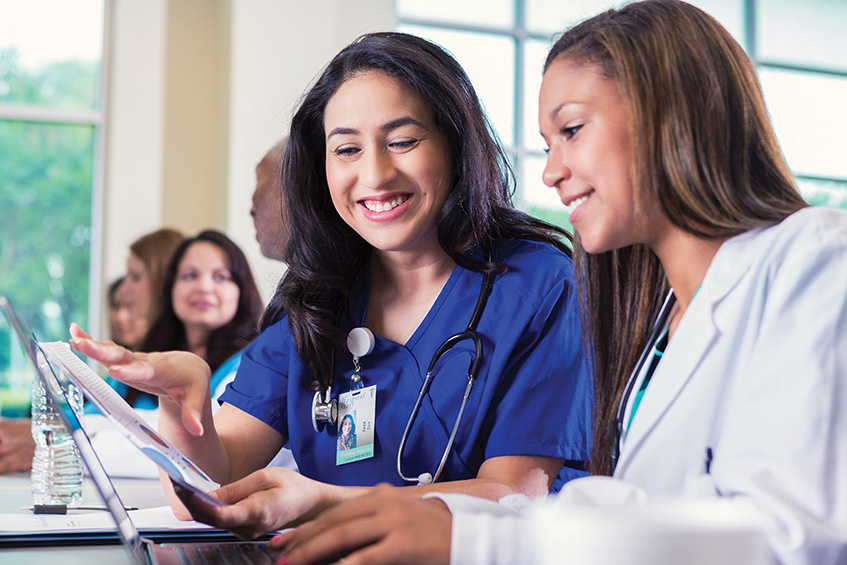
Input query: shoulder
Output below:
<box><xmin>243</xmin><ymin>312</ymin><xmax>294</xmax><ymax>361</ymax></box>
<box><xmin>491</xmin><ymin>238</ymin><xmax>575</xmax><ymax>305</ymax></box>
<box><xmin>732</xmin><ymin>207</ymin><xmax>846</xmax><ymax>255</ymax></box>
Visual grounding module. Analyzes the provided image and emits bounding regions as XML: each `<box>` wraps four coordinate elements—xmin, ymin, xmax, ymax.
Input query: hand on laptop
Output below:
<box><xmin>272</xmin><ymin>485</ymin><xmax>452</xmax><ymax>565</ymax></box>
<box><xmin>69</xmin><ymin>323</ymin><xmax>211</xmax><ymax>436</ymax></box>
<box><xmin>175</xmin><ymin>466</ymin><xmax>347</xmax><ymax>540</ymax></box>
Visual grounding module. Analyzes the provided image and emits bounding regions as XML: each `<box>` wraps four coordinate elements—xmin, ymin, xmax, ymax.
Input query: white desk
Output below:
<box><xmin>0</xmin><ymin>473</ymin><xmax>170</xmax><ymax>564</ymax></box>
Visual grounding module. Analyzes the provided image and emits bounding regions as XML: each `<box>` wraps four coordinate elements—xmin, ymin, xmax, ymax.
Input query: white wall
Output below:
<box><xmin>103</xmin><ymin>0</ymin><xmax>396</xmax><ymax>309</ymax></box>
<box><xmin>226</xmin><ymin>0</ymin><xmax>396</xmax><ymax>302</ymax></box>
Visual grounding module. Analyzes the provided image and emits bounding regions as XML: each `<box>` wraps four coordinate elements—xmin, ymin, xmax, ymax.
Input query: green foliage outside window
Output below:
<box><xmin>0</xmin><ymin>47</ymin><xmax>95</xmax><ymax>415</ymax></box>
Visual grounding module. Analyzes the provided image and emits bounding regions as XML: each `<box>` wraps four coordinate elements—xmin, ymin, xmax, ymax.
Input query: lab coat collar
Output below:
<box><xmin>614</xmin><ymin>227</ymin><xmax>762</xmax><ymax>475</ymax></box>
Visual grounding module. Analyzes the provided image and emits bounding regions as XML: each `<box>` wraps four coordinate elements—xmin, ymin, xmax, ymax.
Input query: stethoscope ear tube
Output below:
<box><xmin>611</xmin><ymin>289</ymin><xmax>676</xmax><ymax>471</ymax></box>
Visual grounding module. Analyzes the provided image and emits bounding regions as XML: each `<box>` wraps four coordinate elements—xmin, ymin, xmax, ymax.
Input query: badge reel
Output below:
<box><xmin>311</xmin><ymin>327</ymin><xmax>375</xmax><ymax>433</ymax></box>
<box><xmin>347</xmin><ymin>327</ymin><xmax>375</xmax><ymax>390</ymax></box>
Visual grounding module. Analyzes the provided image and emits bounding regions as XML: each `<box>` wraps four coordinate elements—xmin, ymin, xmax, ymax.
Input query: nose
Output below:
<box><xmin>541</xmin><ymin>144</ymin><xmax>571</xmax><ymax>190</ymax></box>
<box><xmin>360</xmin><ymin>148</ymin><xmax>397</xmax><ymax>189</ymax></box>
<box><xmin>193</xmin><ymin>273</ymin><xmax>215</xmax><ymax>292</ymax></box>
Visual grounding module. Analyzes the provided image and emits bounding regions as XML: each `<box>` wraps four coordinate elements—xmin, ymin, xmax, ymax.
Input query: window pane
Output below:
<box><xmin>526</xmin><ymin>0</ymin><xmax>629</xmax><ymax>35</ymax></box>
<box><xmin>0</xmin><ymin>121</ymin><xmax>93</xmax><ymax>414</ymax></box>
<box><xmin>757</xmin><ymin>0</ymin><xmax>847</xmax><ymax>72</ymax></box>
<box><xmin>527</xmin><ymin>0</ymin><xmax>744</xmax><ymax>46</ymax></box>
<box><xmin>520</xmin><ymin>154</ymin><xmax>573</xmax><ymax>231</ymax></box>
<box><xmin>797</xmin><ymin>178</ymin><xmax>847</xmax><ymax>211</ymax></box>
<box><xmin>398</xmin><ymin>25</ymin><xmax>516</xmax><ymax>146</ymax></box>
<box><xmin>522</xmin><ymin>40</ymin><xmax>554</xmax><ymax>152</ymax></box>
<box><xmin>397</xmin><ymin>0</ymin><xmax>514</xmax><ymax>28</ymax></box>
<box><xmin>759</xmin><ymin>68</ymin><xmax>847</xmax><ymax>179</ymax></box>
<box><xmin>0</xmin><ymin>0</ymin><xmax>104</xmax><ymax>110</ymax></box>
<box><xmin>687</xmin><ymin>0</ymin><xmax>745</xmax><ymax>47</ymax></box>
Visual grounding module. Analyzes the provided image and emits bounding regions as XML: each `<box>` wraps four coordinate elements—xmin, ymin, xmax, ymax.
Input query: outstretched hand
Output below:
<box><xmin>69</xmin><ymin>323</ymin><xmax>211</xmax><ymax>436</ymax></box>
<box><xmin>274</xmin><ymin>485</ymin><xmax>453</xmax><ymax>565</ymax></box>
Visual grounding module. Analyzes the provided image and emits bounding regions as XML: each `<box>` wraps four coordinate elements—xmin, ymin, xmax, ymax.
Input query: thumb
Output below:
<box><xmin>213</xmin><ymin>470</ymin><xmax>275</xmax><ymax>505</ymax></box>
<box><xmin>181</xmin><ymin>405</ymin><xmax>205</xmax><ymax>437</ymax></box>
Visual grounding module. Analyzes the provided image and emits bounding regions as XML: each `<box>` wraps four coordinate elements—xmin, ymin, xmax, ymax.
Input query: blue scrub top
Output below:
<box><xmin>220</xmin><ymin>239</ymin><xmax>591</xmax><ymax>491</ymax></box>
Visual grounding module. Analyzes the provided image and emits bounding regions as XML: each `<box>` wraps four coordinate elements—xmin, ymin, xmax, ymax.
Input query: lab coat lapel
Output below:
<box><xmin>614</xmin><ymin>232</ymin><xmax>757</xmax><ymax>476</ymax></box>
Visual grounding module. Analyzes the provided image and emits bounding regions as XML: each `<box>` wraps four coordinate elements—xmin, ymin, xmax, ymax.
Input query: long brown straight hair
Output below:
<box><xmin>544</xmin><ymin>0</ymin><xmax>807</xmax><ymax>475</ymax></box>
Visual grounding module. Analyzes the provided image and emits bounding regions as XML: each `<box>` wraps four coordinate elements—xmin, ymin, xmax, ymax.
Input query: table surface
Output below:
<box><xmin>0</xmin><ymin>472</ymin><xmax>172</xmax><ymax>564</ymax></box>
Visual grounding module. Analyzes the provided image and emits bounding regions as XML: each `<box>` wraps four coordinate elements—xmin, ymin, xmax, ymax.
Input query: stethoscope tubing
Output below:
<box><xmin>612</xmin><ymin>289</ymin><xmax>676</xmax><ymax>472</ymax></box>
<box><xmin>397</xmin><ymin>267</ymin><xmax>495</xmax><ymax>484</ymax></box>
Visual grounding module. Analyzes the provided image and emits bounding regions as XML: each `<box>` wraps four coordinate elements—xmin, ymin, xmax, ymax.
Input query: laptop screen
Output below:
<box><xmin>0</xmin><ymin>296</ymin><xmax>149</xmax><ymax>565</ymax></box>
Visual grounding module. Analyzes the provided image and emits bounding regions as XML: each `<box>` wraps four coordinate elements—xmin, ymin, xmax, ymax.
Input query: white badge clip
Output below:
<box><xmin>347</xmin><ymin>327</ymin><xmax>375</xmax><ymax>390</ymax></box>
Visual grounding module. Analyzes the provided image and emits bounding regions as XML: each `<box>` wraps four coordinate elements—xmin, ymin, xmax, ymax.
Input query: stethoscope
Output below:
<box><xmin>611</xmin><ymin>289</ymin><xmax>676</xmax><ymax>472</ymax></box>
<box><xmin>311</xmin><ymin>264</ymin><xmax>495</xmax><ymax>485</ymax></box>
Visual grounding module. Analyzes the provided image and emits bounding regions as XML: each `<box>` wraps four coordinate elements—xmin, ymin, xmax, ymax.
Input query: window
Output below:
<box><xmin>396</xmin><ymin>0</ymin><xmax>847</xmax><ymax>231</ymax></box>
<box><xmin>0</xmin><ymin>0</ymin><xmax>106</xmax><ymax>416</ymax></box>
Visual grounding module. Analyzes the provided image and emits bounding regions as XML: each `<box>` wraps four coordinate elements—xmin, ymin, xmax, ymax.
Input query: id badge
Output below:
<box><xmin>336</xmin><ymin>384</ymin><xmax>376</xmax><ymax>465</ymax></box>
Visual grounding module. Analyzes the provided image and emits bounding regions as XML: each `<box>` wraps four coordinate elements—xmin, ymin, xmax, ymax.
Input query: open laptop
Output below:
<box><xmin>0</xmin><ymin>297</ymin><xmax>282</xmax><ymax>564</ymax></box>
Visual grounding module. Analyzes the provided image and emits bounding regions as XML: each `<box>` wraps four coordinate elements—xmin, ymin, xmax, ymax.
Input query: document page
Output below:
<box><xmin>38</xmin><ymin>341</ymin><xmax>219</xmax><ymax>493</ymax></box>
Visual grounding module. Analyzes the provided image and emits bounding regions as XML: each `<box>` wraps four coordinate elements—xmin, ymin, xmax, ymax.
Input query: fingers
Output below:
<box><xmin>283</xmin><ymin>486</ymin><xmax>391</xmax><ymax>556</ymax></box>
<box><xmin>213</xmin><ymin>468</ymin><xmax>288</xmax><ymax>505</ymax></box>
<box><xmin>70</xmin><ymin>333</ymin><xmax>133</xmax><ymax>368</ymax></box>
<box><xmin>270</xmin><ymin>530</ymin><xmax>295</xmax><ymax>549</ymax></box>
<box><xmin>285</xmin><ymin>516</ymin><xmax>386</xmax><ymax>565</ymax></box>
<box><xmin>69</xmin><ymin>323</ymin><xmax>92</xmax><ymax>340</ymax></box>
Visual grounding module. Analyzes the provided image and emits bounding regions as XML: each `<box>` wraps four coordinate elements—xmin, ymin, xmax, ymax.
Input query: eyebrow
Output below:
<box><xmin>326</xmin><ymin>116</ymin><xmax>426</xmax><ymax>141</ymax></box>
<box><xmin>547</xmin><ymin>101</ymin><xmax>584</xmax><ymax>122</ymax></box>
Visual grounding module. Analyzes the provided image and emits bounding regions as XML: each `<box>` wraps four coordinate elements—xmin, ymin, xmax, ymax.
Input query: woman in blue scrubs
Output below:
<box><xmin>71</xmin><ymin>32</ymin><xmax>591</xmax><ymax>535</ymax></box>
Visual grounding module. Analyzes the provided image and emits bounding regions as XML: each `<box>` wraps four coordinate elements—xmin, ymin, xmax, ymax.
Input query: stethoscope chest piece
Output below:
<box><xmin>312</xmin><ymin>327</ymin><xmax>375</xmax><ymax>433</ymax></box>
<box><xmin>312</xmin><ymin>386</ymin><xmax>338</xmax><ymax>433</ymax></box>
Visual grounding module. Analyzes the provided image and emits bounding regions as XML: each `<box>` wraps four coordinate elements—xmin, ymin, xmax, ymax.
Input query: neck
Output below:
<box><xmin>365</xmin><ymin>246</ymin><xmax>457</xmax><ymax>343</ymax></box>
<box><xmin>184</xmin><ymin>327</ymin><xmax>210</xmax><ymax>360</ymax></box>
<box><xmin>651</xmin><ymin>227</ymin><xmax>725</xmax><ymax>315</ymax></box>
<box><xmin>370</xmin><ymin>246</ymin><xmax>456</xmax><ymax>295</ymax></box>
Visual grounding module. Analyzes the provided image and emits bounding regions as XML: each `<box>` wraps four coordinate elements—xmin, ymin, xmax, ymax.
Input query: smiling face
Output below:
<box><xmin>323</xmin><ymin>71</ymin><xmax>451</xmax><ymax>259</ymax></box>
<box><xmin>539</xmin><ymin>57</ymin><xmax>667</xmax><ymax>253</ymax></box>
<box><xmin>171</xmin><ymin>241</ymin><xmax>240</xmax><ymax>342</ymax></box>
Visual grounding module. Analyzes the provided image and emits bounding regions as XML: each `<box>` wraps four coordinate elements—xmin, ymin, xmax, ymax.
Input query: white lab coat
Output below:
<box><xmin>436</xmin><ymin>207</ymin><xmax>847</xmax><ymax>565</ymax></box>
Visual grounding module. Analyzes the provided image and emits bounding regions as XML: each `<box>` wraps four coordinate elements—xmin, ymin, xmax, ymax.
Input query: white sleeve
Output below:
<box><xmin>424</xmin><ymin>492</ymin><xmax>538</xmax><ymax>565</ymax></box>
<box><xmin>427</xmin><ymin>479</ymin><xmax>649</xmax><ymax>564</ymax></box>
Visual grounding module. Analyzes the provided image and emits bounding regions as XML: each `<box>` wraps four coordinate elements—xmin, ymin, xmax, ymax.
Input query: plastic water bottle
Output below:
<box><xmin>30</xmin><ymin>373</ymin><xmax>84</xmax><ymax>506</ymax></box>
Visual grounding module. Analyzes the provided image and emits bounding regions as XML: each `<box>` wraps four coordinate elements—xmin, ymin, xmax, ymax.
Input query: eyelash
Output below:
<box><xmin>332</xmin><ymin>139</ymin><xmax>419</xmax><ymax>157</ymax></box>
<box><xmin>389</xmin><ymin>139</ymin><xmax>418</xmax><ymax>150</ymax></box>
<box><xmin>333</xmin><ymin>146</ymin><xmax>360</xmax><ymax>156</ymax></box>
<box><xmin>561</xmin><ymin>125</ymin><xmax>582</xmax><ymax>139</ymax></box>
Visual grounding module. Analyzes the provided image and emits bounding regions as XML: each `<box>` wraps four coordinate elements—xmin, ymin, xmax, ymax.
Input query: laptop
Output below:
<box><xmin>0</xmin><ymin>297</ymin><xmax>282</xmax><ymax>564</ymax></box>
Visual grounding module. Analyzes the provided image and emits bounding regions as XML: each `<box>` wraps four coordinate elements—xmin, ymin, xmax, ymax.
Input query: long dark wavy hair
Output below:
<box><xmin>127</xmin><ymin>230</ymin><xmax>262</xmax><ymax>406</ymax></box>
<box><xmin>263</xmin><ymin>31</ymin><xmax>571</xmax><ymax>390</ymax></box>
<box><xmin>544</xmin><ymin>0</ymin><xmax>807</xmax><ymax>475</ymax></box>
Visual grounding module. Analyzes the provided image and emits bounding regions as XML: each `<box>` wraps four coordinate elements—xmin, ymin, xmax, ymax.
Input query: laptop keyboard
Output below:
<box><xmin>176</xmin><ymin>542</ymin><xmax>279</xmax><ymax>564</ymax></box>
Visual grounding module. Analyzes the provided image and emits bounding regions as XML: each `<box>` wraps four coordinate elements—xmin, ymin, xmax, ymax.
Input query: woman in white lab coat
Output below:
<box><xmin>271</xmin><ymin>1</ymin><xmax>847</xmax><ymax>564</ymax></box>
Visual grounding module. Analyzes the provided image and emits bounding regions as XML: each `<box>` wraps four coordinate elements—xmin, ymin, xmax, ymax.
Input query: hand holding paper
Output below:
<box><xmin>69</xmin><ymin>323</ymin><xmax>210</xmax><ymax>437</ymax></box>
